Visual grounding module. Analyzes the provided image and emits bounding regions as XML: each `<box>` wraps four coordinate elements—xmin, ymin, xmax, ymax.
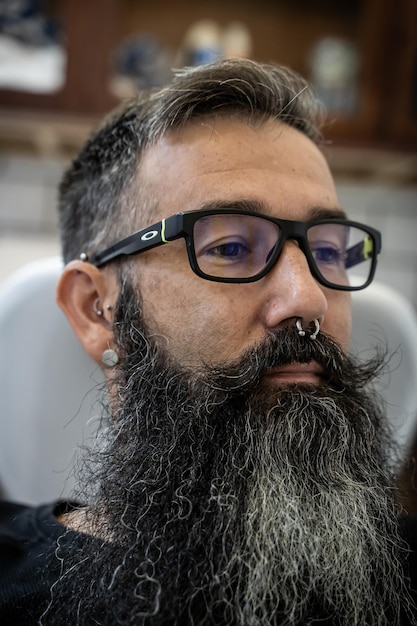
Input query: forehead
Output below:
<box><xmin>137</xmin><ymin>116</ymin><xmax>339</xmax><ymax>222</ymax></box>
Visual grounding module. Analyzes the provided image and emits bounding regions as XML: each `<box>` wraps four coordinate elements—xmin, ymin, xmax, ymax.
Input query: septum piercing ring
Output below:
<box><xmin>296</xmin><ymin>318</ymin><xmax>320</xmax><ymax>340</ymax></box>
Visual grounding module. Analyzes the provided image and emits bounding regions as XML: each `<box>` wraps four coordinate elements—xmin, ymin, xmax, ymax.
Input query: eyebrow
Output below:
<box><xmin>309</xmin><ymin>206</ymin><xmax>348</xmax><ymax>221</ymax></box>
<box><xmin>194</xmin><ymin>199</ymin><xmax>348</xmax><ymax>221</ymax></box>
<box><xmin>195</xmin><ymin>199</ymin><xmax>266</xmax><ymax>215</ymax></box>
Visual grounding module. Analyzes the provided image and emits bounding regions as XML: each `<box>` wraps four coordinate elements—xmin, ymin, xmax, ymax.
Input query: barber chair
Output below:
<box><xmin>0</xmin><ymin>257</ymin><xmax>103</xmax><ymax>505</ymax></box>
<box><xmin>350</xmin><ymin>282</ymin><xmax>417</xmax><ymax>457</ymax></box>
<box><xmin>0</xmin><ymin>257</ymin><xmax>416</xmax><ymax>505</ymax></box>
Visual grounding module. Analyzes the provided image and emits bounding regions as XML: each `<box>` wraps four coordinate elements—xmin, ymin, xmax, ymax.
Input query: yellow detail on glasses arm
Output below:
<box><xmin>363</xmin><ymin>236</ymin><xmax>373</xmax><ymax>260</ymax></box>
<box><xmin>345</xmin><ymin>235</ymin><xmax>374</xmax><ymax>269</ymax></box>
<box><xmin>161</xmin><ymin>219</ymin><xmax>168</xmax><ymax>243</ymax></box>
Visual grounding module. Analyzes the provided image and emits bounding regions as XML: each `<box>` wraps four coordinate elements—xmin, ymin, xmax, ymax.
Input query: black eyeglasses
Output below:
<box><xmin>84</xmin><ymin>209</ymin><xmax>382</xmax><ymax>291</ymax></box>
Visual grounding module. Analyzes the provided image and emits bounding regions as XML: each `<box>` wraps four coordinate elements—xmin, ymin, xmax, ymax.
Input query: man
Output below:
<box><xmin>1</xmin><ymin>58</ymin><xmax>416</xmax><ymax>625</ymax></box>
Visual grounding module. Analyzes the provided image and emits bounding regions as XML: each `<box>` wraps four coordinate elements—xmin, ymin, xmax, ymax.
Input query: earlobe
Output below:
<box><xmin>56</xmin><ymin>260</ymin><xmax>118</xmax><ymax>366</ymax></box>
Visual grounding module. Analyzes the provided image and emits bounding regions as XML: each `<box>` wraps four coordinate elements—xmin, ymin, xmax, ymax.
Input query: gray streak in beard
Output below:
<box><xmin>232</xmin><ymin>396</ymin><xmax>407</xmax><ymax>626</ymax></box>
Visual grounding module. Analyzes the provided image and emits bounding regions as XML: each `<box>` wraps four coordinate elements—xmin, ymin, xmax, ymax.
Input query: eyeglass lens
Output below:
<box><xmin>193</xmin><ymin>214</ymin><xmax>375</xmax><ymax>287</ymax></box>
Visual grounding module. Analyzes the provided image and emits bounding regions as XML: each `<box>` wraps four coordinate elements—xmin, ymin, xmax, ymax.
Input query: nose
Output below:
<box><xmin>261</xmin><ymin>240</ymin><xmax>328</xmax><ymax>331</ymax></box>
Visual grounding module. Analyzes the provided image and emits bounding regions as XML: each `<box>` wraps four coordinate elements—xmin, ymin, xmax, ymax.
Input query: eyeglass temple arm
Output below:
<box><xmin>89</xmin><ymin>213</ymin><xmax>184</xmax><ymax>267</ymax></box>
<box><xmin>345</xmin><ymin>236</ymin><xmax>375</xmax><ymax>270</ymax></box>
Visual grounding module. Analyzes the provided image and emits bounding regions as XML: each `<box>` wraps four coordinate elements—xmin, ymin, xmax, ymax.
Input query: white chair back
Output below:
<box><xmin>0</xmin><ymin>257</ymin><xmax>103</xmax><ymax>504</ymax></box>
<box><xmin>351</xmin><ymin>281</ymin><xmax>417</xmax><ymax>457</ymax></box>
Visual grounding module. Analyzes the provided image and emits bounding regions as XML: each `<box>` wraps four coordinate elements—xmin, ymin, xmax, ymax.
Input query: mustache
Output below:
<box><xmin>201</xmin><ymin>327</ymin><xmax>386</xmax><ymax>394</ymax></box>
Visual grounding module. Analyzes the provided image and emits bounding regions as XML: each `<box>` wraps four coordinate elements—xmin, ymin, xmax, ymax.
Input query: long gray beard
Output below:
<box><xmin>232</xmin><ymin>396</ymin><xmax>405</xmax><ymax>626</ymax></box>
<box><xmin>41</xmin><ymin>282</ymin><xmax>416</xmax><ymax>626</ymax></box>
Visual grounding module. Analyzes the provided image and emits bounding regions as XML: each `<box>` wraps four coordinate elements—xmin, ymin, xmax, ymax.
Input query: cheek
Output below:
<box><xmin>140</xmin><ymin>278</ymin><xmax>260</xmax><ymax>365</ymax></box>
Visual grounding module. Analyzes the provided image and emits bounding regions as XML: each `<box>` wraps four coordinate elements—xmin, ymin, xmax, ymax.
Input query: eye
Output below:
<box><xmin>312</xmin><ymin>245</ymin><xmax>345</xmax><ymax>265</ymax></box>
<box><xmin>206</xmin><ymin>240</ymin><xmax>250</xmax><ymax>259</ymax></box>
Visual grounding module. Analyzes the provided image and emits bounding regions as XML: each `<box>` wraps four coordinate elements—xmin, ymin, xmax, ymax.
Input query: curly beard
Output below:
<box><xmin>41</xmin><ymin>279</ymin><xmax>416</xmax><ymax>625</ymax></box>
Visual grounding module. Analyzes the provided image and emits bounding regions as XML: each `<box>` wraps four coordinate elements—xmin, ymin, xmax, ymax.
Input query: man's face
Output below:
<box><xmin>51</xmin><ymin>119</ymin><xmax>414</xmax><ymax>624</ymax></box>
<box><xmin>132</xmin><ymin>117</ymin><xmax>351</xmax><ymax>375</ymax></box>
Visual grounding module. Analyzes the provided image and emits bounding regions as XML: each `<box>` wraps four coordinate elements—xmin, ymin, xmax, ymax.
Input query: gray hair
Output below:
<box><xmin>58</xmin><ymin>58</ymin><xmax>325</xmax><ymax>264</ymax></box>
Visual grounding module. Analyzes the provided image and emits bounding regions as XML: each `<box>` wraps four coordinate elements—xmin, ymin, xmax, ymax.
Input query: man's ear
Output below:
<box><xmin>56</xmin><ymin>260</ymin><xmax>119</xmax><ymax>366</ymax></box>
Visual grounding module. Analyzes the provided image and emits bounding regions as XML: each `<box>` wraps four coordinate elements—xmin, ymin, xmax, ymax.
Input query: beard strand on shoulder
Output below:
<box><xmin>41</xmin><ymin>279</ymin><xmax>417</xmax><ymax>625</ymax></box>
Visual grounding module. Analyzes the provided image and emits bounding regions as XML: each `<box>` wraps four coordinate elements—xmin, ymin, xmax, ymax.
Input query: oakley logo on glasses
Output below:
<box><xmin>141</xmin><ymin>230</ymin><xmax>159</xmax><ymax>241</ymax></box>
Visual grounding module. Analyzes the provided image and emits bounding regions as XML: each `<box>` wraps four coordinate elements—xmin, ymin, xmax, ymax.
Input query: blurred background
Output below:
<box><xmin>0</xmin><ymin>0</ymin><xmax>417</xmax><ymax>508</ymax></box>
<box><xmin>0</xmin><ymin>0</ymin><xmax>416</xmax><ymax>305</ymax></box>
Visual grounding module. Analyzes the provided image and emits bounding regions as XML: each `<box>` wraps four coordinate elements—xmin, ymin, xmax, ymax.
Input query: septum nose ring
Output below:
<box><xmin>296</xmin><ymin>318</ymin><xmax>320</xmax><ymax>340</ymax></box>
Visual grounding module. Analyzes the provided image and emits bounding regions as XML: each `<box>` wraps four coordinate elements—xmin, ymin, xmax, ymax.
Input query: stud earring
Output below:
<box><xmin>93</xmin><ymin>297</ymin><xmax>103</xmax><ymax>317</ymax></box>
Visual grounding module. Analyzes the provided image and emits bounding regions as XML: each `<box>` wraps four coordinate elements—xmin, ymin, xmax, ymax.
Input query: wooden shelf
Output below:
<box><xmin>0</xmin><ymin>0</ymin><xmax>416</xmax><ymax>150</ymax></box>
<box><xmin>1</xmin><ymin>109</ymin><xmax>416</xmax><ymax>187</ymax></box>
<box><xmin>0</xmin><ymin>109</ymin><xmax>96</xmax><ymax>158</ymax></box>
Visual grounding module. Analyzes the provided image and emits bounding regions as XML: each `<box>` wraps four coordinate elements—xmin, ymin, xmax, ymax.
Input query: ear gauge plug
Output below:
<box><xmin>101</xmin><ymin>349</ymin><xmax>119</xmax><ymax>368</ymax></box>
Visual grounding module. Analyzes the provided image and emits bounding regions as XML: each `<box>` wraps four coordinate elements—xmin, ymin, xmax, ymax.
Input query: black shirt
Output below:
<box><xmin>1</xmin><ymin>500</ymin><xmax>417</xmax><ymax>625</ymax></box>
<box><xmin>0</xmin><ymin>500</ymin><xmax>78</xmax><ymax>625</ymax></box>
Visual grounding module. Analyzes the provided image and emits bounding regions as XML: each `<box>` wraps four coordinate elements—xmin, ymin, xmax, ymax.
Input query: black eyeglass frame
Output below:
<box><xmin>85</xmin><ymin>209</ymin><xmax>382</xmax><ymax>291</ymax></box>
